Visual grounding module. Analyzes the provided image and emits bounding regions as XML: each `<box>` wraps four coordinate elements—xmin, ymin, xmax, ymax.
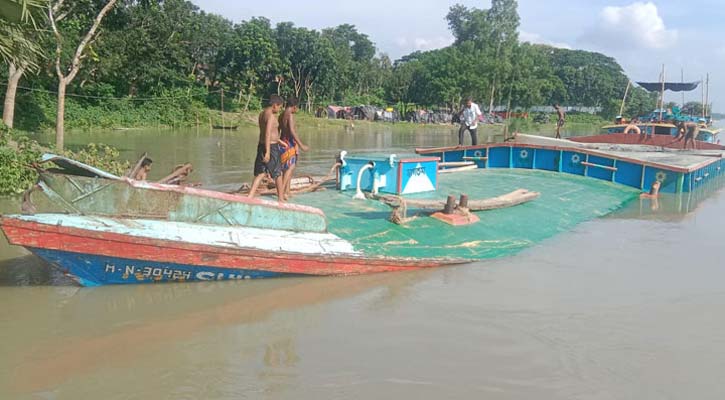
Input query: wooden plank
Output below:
<box><xmin>581</xmin><ymin>161</ymin><xmax>618</xmax><ymax>172</ymax></box>
<box><xmin>372</xmin><ymin>189</ymin><xmax>539</xmax><ymax>211</ymax></box>
<box><xmin>439</xmin><ymin>161</ymin><xmax>475</xmax><ymax>167</ymax></box>
<box><xmin>438</xmin><ymin>165</ymin><xmax>478</xmax><ymax>174</ymax></box>
<box><xmin>462</xmin><ymin>156</ymin><xmax>489</xmax><ymax>161</ymax></box>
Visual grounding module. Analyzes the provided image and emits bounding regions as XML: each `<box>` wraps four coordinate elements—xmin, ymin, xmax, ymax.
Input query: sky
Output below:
<box><xmin>192</xmin><ymin>0</ymin><xmax>725</xmax><ymax>110</ymax></box>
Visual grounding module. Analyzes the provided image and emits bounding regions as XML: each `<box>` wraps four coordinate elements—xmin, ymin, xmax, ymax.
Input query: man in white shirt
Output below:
<box><xmin>459</xmin><ymin>97</ymin><xmax>482</xmax><ymax>146</ymax></box>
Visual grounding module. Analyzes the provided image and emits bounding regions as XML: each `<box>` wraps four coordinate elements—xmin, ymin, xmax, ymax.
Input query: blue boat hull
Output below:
<box><xmin>30</xmin><ymin>248</ymin><xmax>289</xmax><ymax>286</ymax></box>
<box><xmin>418</xmin><ymin>144</ymin><xmax>725</xmax><ymax>193</ymax></box>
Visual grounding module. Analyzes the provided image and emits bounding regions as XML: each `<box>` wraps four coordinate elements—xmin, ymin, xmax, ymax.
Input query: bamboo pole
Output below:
<box><xmin>619</xmin><ymin>80</ymin><xmax>631</xmax><ymax>117</ymax></box>
<box><xmin>701</xmin><ymin>75</ymin><xmax>706</xmax><ymax>119</ymax></box>
<box><xmin>681</xmin><ymin>68</ymin><xmax>685</xmax><ymax>108</ymax></box>
<box><xmin>705</xmin><ymin>73</ymin><xmax>709</xmax><ymax>119</ymax></box>
<box><xmin>659</xmin><ymin>64</ymin><xmax>665</xmax><ymax>121</ymax></box>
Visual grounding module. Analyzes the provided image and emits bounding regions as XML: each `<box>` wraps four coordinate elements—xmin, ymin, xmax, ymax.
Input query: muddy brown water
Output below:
<box><xmin>1</xmin><ymin>123</ymin><xmax>724</xmax><ymax>399</ymax></box>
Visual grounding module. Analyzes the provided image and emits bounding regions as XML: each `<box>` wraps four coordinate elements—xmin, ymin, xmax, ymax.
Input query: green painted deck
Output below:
<box><xmin>294</xmin><ymin>169</ymin><xmax>640</xmax><ymax>260</ymax></box>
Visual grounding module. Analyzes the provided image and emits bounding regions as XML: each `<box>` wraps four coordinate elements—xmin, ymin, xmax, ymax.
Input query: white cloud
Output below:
<box><xmin>581</xmin><ymin>2</ymin><xmax>677</xmax><ymax>50</ymax></box>
<box><xmin>396</xmin><ymin>36</ymin><xmax>454</xmax><ymax>52</ymax></box>
<box><xmin>519</xmin><ymin>31</ymin><xmax>572</xmax><ymax>49</ymax></box>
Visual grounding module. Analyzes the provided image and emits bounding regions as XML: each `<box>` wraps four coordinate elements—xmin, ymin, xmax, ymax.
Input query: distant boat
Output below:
<box><xmin>589</xmin><ymin>74</ymin><xmax>722</xmax><ymax>148</ymax></box>
<box><xmin>593</xmin><ymin>109</ymin><xmax>723</xmax><ymax>149</ymax></box>
<box><xmin>212</xmin><ymin>125</ymin><xmax>238</xmax><ymax>130</ymax></box>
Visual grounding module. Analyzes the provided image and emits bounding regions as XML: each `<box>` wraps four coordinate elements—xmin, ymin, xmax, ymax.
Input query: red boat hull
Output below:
<box><xmin>1</xmin><ymin>217</ymin><xmax>459</xmax><ymax>286</ymax></box>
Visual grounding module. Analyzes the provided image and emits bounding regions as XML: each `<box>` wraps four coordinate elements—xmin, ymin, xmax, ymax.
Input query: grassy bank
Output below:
<box><xmin>9</xmin><ymin>89</ymin><xmax>606</xmax><ymax>135</ymax></box>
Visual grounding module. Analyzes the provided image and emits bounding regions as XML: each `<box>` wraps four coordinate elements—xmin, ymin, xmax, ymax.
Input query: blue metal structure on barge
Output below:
<box><xmin>416</xmin><ymin>135</ymin><xmax>725</xmax><ymax>194</ymax></box>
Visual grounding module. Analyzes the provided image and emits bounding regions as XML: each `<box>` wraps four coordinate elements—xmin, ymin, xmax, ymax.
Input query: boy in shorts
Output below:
<box><xmin>248</xmin><ymin>95</ymin><xmax>285</xmax><ymax>201</ymax></box>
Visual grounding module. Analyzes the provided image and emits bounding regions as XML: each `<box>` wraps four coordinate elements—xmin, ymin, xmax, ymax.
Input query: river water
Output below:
<box><xmin>1</xmin><ymin>123</ymin><xmax>724</xmax><ymax>399</ymax></box>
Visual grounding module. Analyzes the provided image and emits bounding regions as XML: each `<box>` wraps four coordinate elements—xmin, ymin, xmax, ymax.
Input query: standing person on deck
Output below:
<box><xmin>458</xmin><ymin>97</ymin><xmax>482</xmax><ymax>146</ymax></box>
<box><xmin>248</xmin><ymin>95</ymin><xmax>285</xmax><ymax>201</ymax></box>
<box><xmin>279</xmin><ymin>97</ymin><xmax>310</xmax><ymax>201</ymax></box>
<box><xmin>554</xmin><ymin>104</ymin><xmax>565</xmax><ymax>139</ymax></box>
<box><xmin>683</xmin><ymin>121</ymin><xmax>699</xmax><ymax>150</ymax></box>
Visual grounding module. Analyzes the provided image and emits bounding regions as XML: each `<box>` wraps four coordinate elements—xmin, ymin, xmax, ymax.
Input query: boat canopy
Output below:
<box><xmin>636</xmin><ymin>81</ymin><xmax>700</xmax><ymax>92</ymax></box>
<box><xmin>40</xmin><ymin>153</ymin><xmax>121</xmax><ymax>180</ymax></box>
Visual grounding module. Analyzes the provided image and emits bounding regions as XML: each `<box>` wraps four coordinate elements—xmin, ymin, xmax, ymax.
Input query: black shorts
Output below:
<box><xmin>254</xmin><ymin>143</ymin><xmax>283</xmax><ymax>179</ymax></box>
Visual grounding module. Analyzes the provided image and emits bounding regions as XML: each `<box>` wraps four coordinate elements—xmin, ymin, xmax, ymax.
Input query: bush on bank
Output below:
<box><xmin>0</xmin><ymin>122</ymin><xmax>130</xmax><ymax>196</ymax></box>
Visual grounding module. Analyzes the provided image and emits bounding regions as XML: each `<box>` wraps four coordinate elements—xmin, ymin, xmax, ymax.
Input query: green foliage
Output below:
<box><xmin>528</xmin><ymin>112</ymin><xmax>608</xmax><ymax>126</ymax></box>
<box><xmin>541</xmin><ymin>46</ymin><xmax>629</xmax><ymax>107</ymax></box>
<box><xmin>63</xmin><ymin>143</ymin><xmax>130</xmax><ymax>176</ymax></box>
<box><xmin>624</xmin><ymin>87</ymin><xmax>657</xmax><ymax>118</ymax></box>
<box><xmin>0</xmin><ymin>0</ymin><xmax>46</xmax><ymax>70</ymax></box>
<box><xmin>13</xmin><ymin>87</ymin><xmax>209</xmax><ymax>131</ymax></box>
<box><xmin>0</xmin><ymin>124</ymin><xmax>40</xmax><ymax>195</ymax></box>
<box><xmin>682</xmin><ymin>101</ymin><xmax>704</xmax><ymax>116</ymax></box>
<box><xmin>0</xmin><ymin>120</ymin><xmax>130</xmax><ymax>194</ymax></box>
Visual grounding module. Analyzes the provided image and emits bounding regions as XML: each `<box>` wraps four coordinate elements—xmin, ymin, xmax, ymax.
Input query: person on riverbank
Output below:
<box><xmin>458</xmin><ymin>97</ymin><xmax>482</xmax><ymax>146</ymax></box>
<box><xmin>248</xmin><ymin>95</ymin><xmax>285</xmax><ymax>201</ymax></box>
<box><xmin>554</xmin><ymin>104</ymin><xmax>565</xmax><ymax>139</ymax></box>
<box><xmin>279</xmin><ymin>97</ymin><xmax>310</xmax><ymax>201</ymax></box>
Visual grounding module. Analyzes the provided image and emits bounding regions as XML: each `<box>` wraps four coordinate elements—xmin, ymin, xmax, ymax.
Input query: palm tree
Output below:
<box><xmin>0</xmin><ymin>0</ymin><xmax>45</xmax><ymax>69</ymax></box>
<box><xmin>1</xmin><ymin>0</ymin><xmax>45</xmax><ymax>129</ymax></box>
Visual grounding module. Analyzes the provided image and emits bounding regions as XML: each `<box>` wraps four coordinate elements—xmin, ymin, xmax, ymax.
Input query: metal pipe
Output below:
<box><xmin>353</xmin><ymin>161</ymin><xmax>375</xmax><ymax>200</ymax></box>
<box><xmin>443</xmin><ymin>195</ymin><xmax>456</xmax><ymax>214</ymax></box>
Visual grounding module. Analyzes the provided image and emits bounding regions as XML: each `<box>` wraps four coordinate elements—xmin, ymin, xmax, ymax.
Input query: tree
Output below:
<box><xmin>321</xmin><ymin>24</ymin><xmax>377</xmax><ymax>101</ymax></box>
<box><xmin>682</xmin><ymin>101</ymin><xmax>704</xmax><ymax>116</ymax></box>
<box><xmin>1</xmin><ymin>0</ymin><xmax>45</xmax><ymax>129</ymax></box>
<box><xmin>446</xmin><ymin>1</ymin><xmax>520</xmax><ymax>111</ymax></box>
<box><xmin>217</xmin><ymin>17</ymin><xmax>283</xmax><ymax>110</ymax></box>
<box><xmin>275</xmin><ymin>23</ymin><xmax>335</xmax><ymax>111</ymax></box>
<box><xmin>446</xmin><ymin>4</ymin><xmax>489</xmax><ymax>46</ymax></box>
<box><xmin>543</xmin><ymin>46</ymin><xmax>628</xmax><ymax>108</ymax></box>
<box><xmin>49</xmin><ymin>0</ymin><xmax>118</xmax><ymax>150</ymax></box>
<box><xmin>484</xmin><ymin>0</ymin><xmax>519</xmax><ymax>112</ymax></box>
<box><xmin>385</xmin><ymin>55</ymin><xmax>422</xmax><ymax>104</ymax></box>
<box><xmin>506</xmin><ymin>43</ymin><xmax>563</xmax><ymax>109</ymax></box>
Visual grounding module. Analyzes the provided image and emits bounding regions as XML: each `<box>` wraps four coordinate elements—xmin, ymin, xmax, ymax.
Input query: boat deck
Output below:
<box><xmin>570</xmin><ymin>133</ymin><xmax>725</xmax><ymax>150</ymax></box>
<box><xmin>294</xmin><ymin>169</ymin><xmax>638</xmax><ymax>260</ymax></box>
<box><xmin>416</xmin><ymin>135</ymin><xmax>725</xmax><ymax>193</ymax></box>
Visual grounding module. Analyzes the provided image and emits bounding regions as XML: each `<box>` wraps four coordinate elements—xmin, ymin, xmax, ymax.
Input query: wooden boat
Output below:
<box><xmin>594</xmin><ymin>76</ymin><xmax>722</xmax><ymax>148</ymax></box>
<box><xmin>591</xmin><ymin>122</ymin><xmax>724</xmax><ymax>149</ymax></box>
<box><xmin>571</xmin><ymin>131</ymin><xmax>725</xmax><ymax>150</ymax></box>
<box><xmin>0</xmin><ymin>155</ymin><xmax>460</xmax><ymax>286</ymax></box>
<box><xmin>0</xmin><ymin>213</ymin><xmax>451</xmax><ymax>286</ymax></box>
<box><xmin>212</xmin><ymin>125</ymin><xmax>238</xmax><ymax>130</ymax></box>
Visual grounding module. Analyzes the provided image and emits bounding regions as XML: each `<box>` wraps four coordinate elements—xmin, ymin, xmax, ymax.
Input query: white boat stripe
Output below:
<box><xmin>11</xmin><ymin>214</ymin><xmax>359</xmax><ymax>256</ymax></box>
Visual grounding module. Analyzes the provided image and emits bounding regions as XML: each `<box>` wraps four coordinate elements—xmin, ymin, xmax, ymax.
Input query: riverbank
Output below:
<box><xmin>8</xmin><ymin>90</ymin><xmax>607</xmax><ymax>135</ymax></box>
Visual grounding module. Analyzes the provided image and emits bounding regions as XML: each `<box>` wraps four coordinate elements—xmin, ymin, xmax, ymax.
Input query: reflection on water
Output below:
<box><xmin>0</xmin><ymin>271</ymin><xmax>428</xmax><ymax>398</ymax></box>
<box><xmin>610</xmin><ymin>174</ymin><xmax>725</xmax><ymax>221</ymax></box>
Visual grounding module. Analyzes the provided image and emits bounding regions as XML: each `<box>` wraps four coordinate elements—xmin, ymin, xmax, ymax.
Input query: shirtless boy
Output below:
<box><xmin>248</xmin><ymin>95</ymin><xmax>285</xmax><ymax>201</ymax></box>
<box><xmin>279</xmin><ymin>97</ymin><xmax>310</xmax><ymax>200</ymax></box>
